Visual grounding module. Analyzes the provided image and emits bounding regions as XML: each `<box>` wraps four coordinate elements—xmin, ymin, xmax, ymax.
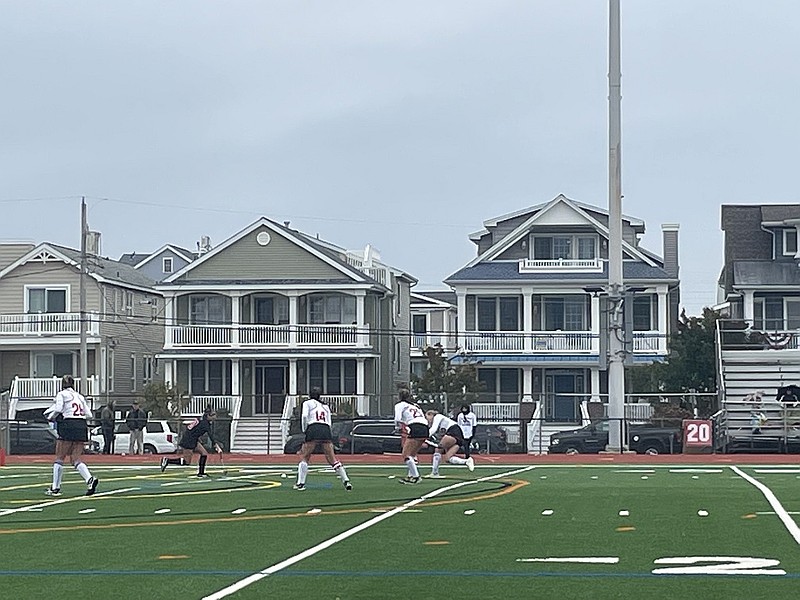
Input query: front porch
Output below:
<box><xmin>8</xmin><ymin>375</ymin><xmax>101</xmax><ymax>419</ymax></box>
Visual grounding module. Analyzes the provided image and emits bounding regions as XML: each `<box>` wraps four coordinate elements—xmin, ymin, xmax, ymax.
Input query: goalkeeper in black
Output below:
<box><xmin>160</xmin><ymin>407</ymin><xmax>222</xmax><ymax>478</ymax></box>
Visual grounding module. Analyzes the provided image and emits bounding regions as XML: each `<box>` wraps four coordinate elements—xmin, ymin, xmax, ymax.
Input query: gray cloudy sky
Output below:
<box><xmin>2</xmin><ymin>1</ymin><xmax>798</xmax><ymax>315</ymax></box>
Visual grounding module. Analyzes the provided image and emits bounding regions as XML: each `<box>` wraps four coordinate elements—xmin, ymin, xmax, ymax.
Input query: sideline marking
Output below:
<box><xmin>731</xmin><ymin>466</ymin><xmax>800</xmax><ymax>545</ymax></box>
<box><xmin>516</xmin><ymin>557</ymin><xmax>619</xmax><ymax>564</ymax></box>
<box><xmin>0</xmin><ymin>487</ymin><xmax>138</xmax><ymax>517</ymax></box>
<box><xmin>202</xmin><ymin>466</ymin><xmax>535</xmax><ymax>600</ymax></box>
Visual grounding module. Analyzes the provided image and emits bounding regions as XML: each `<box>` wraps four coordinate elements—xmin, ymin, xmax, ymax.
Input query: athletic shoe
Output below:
<box><xmin>466</xmin><ymin>457</ymin><xmax>475</xmax><ymax>472</ymax></box>
<box><xmin>86</xmin><ymin>477</ymin><xmax>99</xmax><ymax>496</ymax></box>
<box><xmin>399</xmin><ymin>476</ymin><xmax>420</xmax><ymax>485</ymax></box>
<box><xmin>196</xmin><ymin>473</ymin><xmax>211</xmax><ymax>478</ymax></box>
<box><xmin>293</xmin><ymin>483</ymin><xmax>306</xmax><ymax>491</ymax></box>
<box><xmin>344</xmin><ymin>480</ymin><xmax>352</xmax><ymax>491</ymax></box>
<box><xmin>45</xmin><ymin>487</ymin><xmax>61</xmax><ymax>496</ymax></box>
<box><xmin>160</xmin><ymin>457</ymin><xmax>168</xmax><ymax>473</ymax></box>
<box><xmin>424</xmin><ymin>473</ymin><xmax>445</xmax><ymax>479</ymax></box>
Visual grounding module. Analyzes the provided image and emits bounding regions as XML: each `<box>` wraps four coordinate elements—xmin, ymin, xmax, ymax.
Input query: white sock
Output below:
<box><xmin>75</xmin><ymin>462</ymin><xmax>91</xmax><ymax>483</ymax></box>
<box><xmin>332</xmin><ymin>461</ymin><xmax>348</xmax><ymax>482</ymax></box>
<box><xmin>297</xmin><ymin>460</ymin><xmax>309</xmax><ymax>485</ymax></box>
<box><xmin>405</xmin><ymin>457</ymin><xmax>420</xmax><ymax>478</ymax></box>
<box><xmin>432</xmin><ymin>453</ymin><xmax>442</xmax><ymax>474</ymax></box>
<box><xmin>52</xmin><ymin>462</ymin><xmax>63</xmax><ymax>489</ymax></box>
<box><xmin>448</xmin><ymin>456</ymin><xmax>468</xmax><ymax>466</ymax></box>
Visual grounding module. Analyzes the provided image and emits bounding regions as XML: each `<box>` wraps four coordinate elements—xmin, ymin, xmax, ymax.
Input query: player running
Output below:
<box><xmin>394</xmin><ymin>388</ymin><xmax>428</xmax><ymax>484</ymax></box>
<box><xmin>424</xmin><ymin>410</ymin><xmax>475</xmax><ymax>478</ymax></box>
<box><xmin>160</xmin><ymin>407</ymin><xmax>222</xmax><ymax>478</ymax></box>
<box><xmin>43</xmin><ymin>375</ymin><xmax>99</xmax><ymax>497</ymax></box>
<box><xmin>293</xmin><ymin>387</ymin><xmax>352</xmax><ymax>491</ymax></box>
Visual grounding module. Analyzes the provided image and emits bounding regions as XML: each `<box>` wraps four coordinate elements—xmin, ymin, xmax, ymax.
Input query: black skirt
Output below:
<box><xmin>57</xmin><ymin>418</ymin><xmax>88</xmax><ymax>442</ymax></box>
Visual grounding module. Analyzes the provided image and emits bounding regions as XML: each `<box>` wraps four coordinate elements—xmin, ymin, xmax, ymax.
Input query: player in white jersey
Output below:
<box><xmin>293</xmin><ymin>387</ymin><xmax>351</xmax><ymax>491</ymax></box>
<box><xmin>42</xmin><ymin>375</ymin><xmax>99</xmax><ymax>497</ymax></box>
<box><xmin>394</xmin><ymin>388</ymin><xmax>428</xmax><ymax>484</ymax></box>
<box><xmin>457</xmin><ymin>403</ymin><xmax>478</xmax><ymax>459</ymax></box>
<box><xmin>425</xmin><ymin>410</ymin><xmax>474</xmax><ymax>477</ymax></box>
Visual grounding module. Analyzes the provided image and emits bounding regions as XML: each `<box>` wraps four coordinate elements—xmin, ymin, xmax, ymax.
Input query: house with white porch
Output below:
<box><xmin>0</xmin><ymin>241</ymin><xmax>164</xmax><ymax>420</ymax></box>
<box><xmin>444</xmin><ymin>195</ymin><xmax>680</xmax><ymax>442</ymax></box>
<box><xmin>155</xmin><ymin>217</ymin><xmax>415</xmax><ymax>454</ymax></box>
<box><xmin>409</xmin><ymin>291</ymin><xmax>458</xmax><ymax>380</ymax></box>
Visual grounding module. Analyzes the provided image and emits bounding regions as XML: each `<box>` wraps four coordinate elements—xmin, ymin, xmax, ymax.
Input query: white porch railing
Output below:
<box><xmin>184</xmin><ymin>395</ymin><xmax>241</xmax><ymax>419</ymax></box>
<box><xmin>471</xmin><ymin>402</ymin><xmax>520</xmax><ymax>421</ymax></box>
<box><xmin>518</xmin><ymin>258</ymin><xmax>603</xmax><ymax>273</ymax></box>
<box><xmin>411</xmin><ymin>333</ymin><xmax>458</xmax><ymax>351</ymax></box>
<box><xmin>166</xmin><ymin>323</ymin><xmax>363</xmax><ymax>348</ymax></box>
<box><xmin>461</xmin><ymin>331</ymin><xmax>598</xmax><ymax>353</ymax></box>
<box><xmin>633</xmin><ymin>332</ymin><xmax>667</xmax><ymax>354</ymax></box>
<box><xmin>0</xmin><ymin>312</ymin><xmax>100</xmax><ymax>337</ymax></box>
<box><xmin>10</xmin><ymin>376</ymin><xmax>100</xmax><ymax>399</ymax></box>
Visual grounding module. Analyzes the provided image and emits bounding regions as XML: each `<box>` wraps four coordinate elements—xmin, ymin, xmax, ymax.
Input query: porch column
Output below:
<box><xmin>164</xmin><ymin>296</ymin><xmax>174</xmax><ymax>349</ymax></box>
<box><xmin>288</xmin><ymin>358</ymin><xmax>298</xmax><ymax>395</ymax></box>
<box><xmin>456</xmin><ymin>292</ymin><xmax>467</xmax><ymax>350</ymax></box>
<box><xmin>163</xmin><ymin>360</ymin><xmax>174</xmax><ymax>387</ymax></box>
<box><xmin>230</xmin><ymin>292</ymin><xmax>241</xmax><ymax>347</ymax></box>
<box><xmin>523</xmin><ymin>290</ymin><xmax>533</xmax><ymax>352</ymax></box>
<box><xmin>522</xmin><ymin>365</ymin><xmax>533</xmax><ymax>402</ymax></box>
<box><xmin>355</xmin><ymin>291</ymin><xmax>367</xmax><ymax>347</ymax></box>
<box><xmin>356</xmin><ymin>358</ymin><xmax>367</xmax><ymax>415</ymax></box>
<box><xmin>657</xmin><ymin>288</ymin><xmax>668</xmax><ymax>353</ymax></box>
<box><xmin>288</xmin><ymin>292</ymin><xmax>298</xmax><ymax>347</ymax></box>
<box><xmin>231</xmin><ymin>358</ymin><xmax>240</xmax><ymax>396</ymax></box>
<box><xmin>743</xmin><ymin>290</ymin><xmax>754</xmax><ymax>323</ymax></box>
<box><xmin>590</xmin><ymin>368</ymin><xmax>601</xmax><ymax>402</ymax></box>
<box><xmin>591</xmin><ymin>295</ymin><xmax>601</xmax><ymax>354</ymax></box>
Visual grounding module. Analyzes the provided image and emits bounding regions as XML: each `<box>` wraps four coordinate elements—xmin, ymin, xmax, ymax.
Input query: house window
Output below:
<box><xmin>787</xmin><ymin>300</ymin><xmax>800</xmax><ymax>330</ymax></box>
<box><xmin>190</xmin><ymin>360</ymin><xmax>231</xmax><ymax>395</ymax></box>
<box><xmin>307</xmin><ymin>359</ymin><xmax>357</xmax><ymax>394</ymax></box>
<box><xmin>163</xmin><ymin>257</ymin><xmax>173</xmax><ymax>273</ymax></box>
<box><xmin>142</xmin><ymin>355</ymin><xmax>154</xmax><ymax>386</ymax></box>
<box><xmin>754</xmin><ymin>297</ymin><xmax>784</xmax><ymax>330</ymax></box>
<box><xmin>130</xmin><ymin>354</ymin><xmax>137</xmax><ymax>392</ymax></box>
<box><xmin>783</xmin><ymin>229</ymin><xmax>798</xmax><ymax>256</ymax></box>
<box><xmin>108</xmin><ymin>349</ymin><xmax>115</xmax><ymax>393</ymax></box>
<box><xmin>250</xmin><ymin>294</ymin><xmax>289</xmax><ymax>325</ymax></box>
<box><xmin>532</xmin><ymin>235</ymin><xmax>596</xmax><ymax>260</ymax></box>
<box><xmin>477</xmin><ymin>368</ymin><xmax>520</xmax><ymax>403</ymax></box>
<box><xmin>190</xmin><ymin>295</ymin><xmax>230</xmax><ymax>324</ymax></box>
<box><xmin>536</xmin><ymin>296</ymin><xmax>588</xmax><ymax>331</ymax></box>
<box><xmin>27</xmin><ymin>287</ymin><xmax>67</xmax><ymax>313</ymax></box>
<box><xmin>125</xmin><ymin>291</ymin><xmax>134</xmax><ymax>317</ymax></box>
<box><xmin>303</xmin><ymin>294</ymin><xmax>356</xmax><ymax>324</ymax></box>
<box><xmin>475</xmin><ymin>297</ymin><xmax>519</xmax><ymax>331</ymax></box>
<box><xmin>632</xmin><ymin>296</ymin><xmax>655</xmax><ymax>331</ymax></box>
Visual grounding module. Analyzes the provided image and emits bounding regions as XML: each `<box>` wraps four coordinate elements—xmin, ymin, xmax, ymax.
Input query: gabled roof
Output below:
<box><xmin>468</xmin><ymin>194</ymin><xmax>645</xmax><ymax>241</ymax></box>
<box><xmin>464</xmin><ymin>195</ymin><xmax>657</xmax><ymax>269</ymax></box>
<box><xmin>162</xmin><ymin>217</ymin><xmax>389</xmax><ymax>287</ymax></box>
<box><xmin>129</xmin><ymin>244</ymin><xmax>196</xmax><ymax>270</ymax></box>
<box><xmin>411</xmin><ymin>291</ymin><xmax>456</xmax><ymax>308</ymax></box>
<box><xmin>0</xmin><ymin>243</ymin><xmax>157</xmax><ymax>291</ymax></box>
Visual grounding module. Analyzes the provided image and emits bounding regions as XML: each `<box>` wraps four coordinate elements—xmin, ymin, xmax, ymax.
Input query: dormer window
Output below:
<box><xmin>163</xmin><ymin>257</ymin><xmax>174</xmax><ymax>273</ymax></box>
<box><xmin>532</xmin><ymin>235</ymin><xmax>596</xmax><ymax>260</ymax></box>
<box><xmin>783</xmin><ymin>229</ymin><xmax>797</xmax><ymax>256</ymax></box>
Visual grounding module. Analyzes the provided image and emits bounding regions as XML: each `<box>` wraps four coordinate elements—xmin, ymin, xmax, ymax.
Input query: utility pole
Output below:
<box><xmin>606</xmin><ymin>0</ymin><xmax>626</xmax><ymax>452</ymax></box>
<box><xmin>80</xmin><ymin>197</ymin><xmax>89</xmax><ymax>408</ymax></box>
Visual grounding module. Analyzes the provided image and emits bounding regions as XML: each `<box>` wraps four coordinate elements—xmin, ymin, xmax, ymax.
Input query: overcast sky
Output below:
<box><xmin>2</xmin><ymin>1</ymin><xmax>798</xmax><ymax>316</ymax></box>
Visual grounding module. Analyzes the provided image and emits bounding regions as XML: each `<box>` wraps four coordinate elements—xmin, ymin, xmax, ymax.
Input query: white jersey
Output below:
<box><xmin>394</xmin><ymin>401</ymin><xmax>427</xmax><ymax>427</ymax></box>
<box><xmin>301</xmin><ymin>399</ymin><xmax>332</xmax><ymax>432</ymax></box>
<box><xmin>43</xmin><ymin>388</ymin><xmax>91</xmax><ymax>421</ymax></box>
<box><xmin>429</xmin><ymin>413</ymin><xmax>457</xmax><ymax>437</ymax></box>
<box><xmin>457</xmin><ymin>412</ymin><xmax>477</xmax><ymax>438</ymax></box>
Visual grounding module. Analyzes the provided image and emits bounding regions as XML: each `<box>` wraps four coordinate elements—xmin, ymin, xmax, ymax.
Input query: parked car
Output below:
<box><xmin>548</xmin><ymin>420</ymin><xmax>683</xmax><ymax>455</ymax></box>
<box><xmin>90</xmin><ymin>420</ymin><xmax>178</xmax><ymax>455</ymax></box>
<box><xmin>283</xmin><ymin>418</ymin><xmax>509</xmax><ymax>454</ymax></box>
<box><xmin>3</xmin><ymin>422</ymin><xmax>100</xmax><ymax>455</ymax></box>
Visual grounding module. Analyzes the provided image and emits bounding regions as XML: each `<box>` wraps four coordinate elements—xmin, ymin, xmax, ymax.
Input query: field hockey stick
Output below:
<box><xmin>217</xmin><ymin>447</ymin><xmax>228</xmax><ymax>475</ymax></box>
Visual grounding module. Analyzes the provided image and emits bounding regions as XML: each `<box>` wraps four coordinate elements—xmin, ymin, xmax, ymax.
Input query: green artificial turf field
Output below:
<box><xmin>1</xmin><ymin>462</ymin><xmax>798</xmax><ymax>599</ymax></box>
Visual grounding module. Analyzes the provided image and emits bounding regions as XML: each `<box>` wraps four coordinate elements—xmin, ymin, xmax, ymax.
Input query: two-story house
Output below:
<box><xmin>409</xmin><ymin>291</ymin><xmax>458</xmax><ymax>380</ymax></box>
<box><xmin>119</xmin><ymin>244</ymin><xmax>197</xmax><ymax>283</ymax></box>
<box><xmin>0</xmin><ymin>240</ymin><xmax>165</xmax><ymax>420</ymax></box>
<box><xmin>444</xmin><ymin>194</ymin><xmax>680</xmax><ymax>432</ymax></box>
<box><xmin>717</xmin><ymin>204</ymin><xmax>800</xmax><ymax>405</ymax></box>
<box><xmin>154</xmin><ymin>217</ymin><xmax>415</xmax><ymax>454</ymax></box>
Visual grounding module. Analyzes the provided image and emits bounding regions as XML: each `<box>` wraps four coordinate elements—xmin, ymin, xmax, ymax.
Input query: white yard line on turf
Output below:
<box><xmin>202</xmin><ymin>465</ymin><xmax>535</xmax><ymax>600</ymax></box>
<box><xmin>730</xmin><ymin>465</ymin><xmax>800</xmax><ymax>545</ymax></box>
<box><xmin>0</xmin><ymin>487</ymin><xmax>139</xmax><ymax>517</ymax></box>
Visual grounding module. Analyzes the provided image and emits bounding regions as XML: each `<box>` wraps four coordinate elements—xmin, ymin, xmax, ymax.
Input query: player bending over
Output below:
<box><xmin>424</xmin><ymin>410</ymin><xmax>475</xmax><ymax>478</ymax></box>
<box><xmin>161</xmin><ymin>407</ymin><xmax>222</xmax><ymax>478</ymax></box>
<box><xmin>293</xmin><ymin>387</ymin><xmax>352</xmax><ymax>491</ymax></box>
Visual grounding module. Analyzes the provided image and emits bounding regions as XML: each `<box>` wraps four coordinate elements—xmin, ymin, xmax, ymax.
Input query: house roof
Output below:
<box><xmin>731</xmin><ymin>260</ymin><xmax>800</xmax><ymax>288</ymax></box>
<box><xmin>0</xmin><ymin>243</ymin><xmax>157</xmax><ymax>291</ymax></box>
<box><xmin>411</xmin><ymin>290</ymin><xmax>457</xmax><ymax>307</ymax></box>
<box><xmin>445</xmin><ymin>261</ymin><xmax>673</xmax><ymax>283</ymax></box>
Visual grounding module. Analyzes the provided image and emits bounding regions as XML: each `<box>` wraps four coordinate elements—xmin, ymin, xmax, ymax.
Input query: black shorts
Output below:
<box><xmin>444</xmin><ymin>424</ymin><xmax>465</xmax><ymax>443</ymax></box>
<box><xmin>57</xmin><ymin>419</ymin><xmax>88</xmax><ymax>442</ymax></box>
<box><xmin>407</xmin><ymin>423</ymin><xmax>429</xmax><ymax>440</ymax></box>
<box><xmin>305</xmin><ymin>423</ymin><xmax>333</xmax><ymax>442</ymax></box>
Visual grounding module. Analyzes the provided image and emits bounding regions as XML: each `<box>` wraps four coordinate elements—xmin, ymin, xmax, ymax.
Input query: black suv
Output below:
<box><xmin>5</xmin><ymin>422</ymin><xmax>59</xmax><ymax>454</ymax></box>
<box><xmin>283</xmin><ymin>418</ymin><xmax>509</xmax><ymax>454</ymax></box>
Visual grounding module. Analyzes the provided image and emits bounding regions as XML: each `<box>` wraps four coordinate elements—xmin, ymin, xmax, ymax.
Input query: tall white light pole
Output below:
<box><xmin>606</xmin><ymin>0</ymin><xmax>626</xmax><ymax>452</ymax></box>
